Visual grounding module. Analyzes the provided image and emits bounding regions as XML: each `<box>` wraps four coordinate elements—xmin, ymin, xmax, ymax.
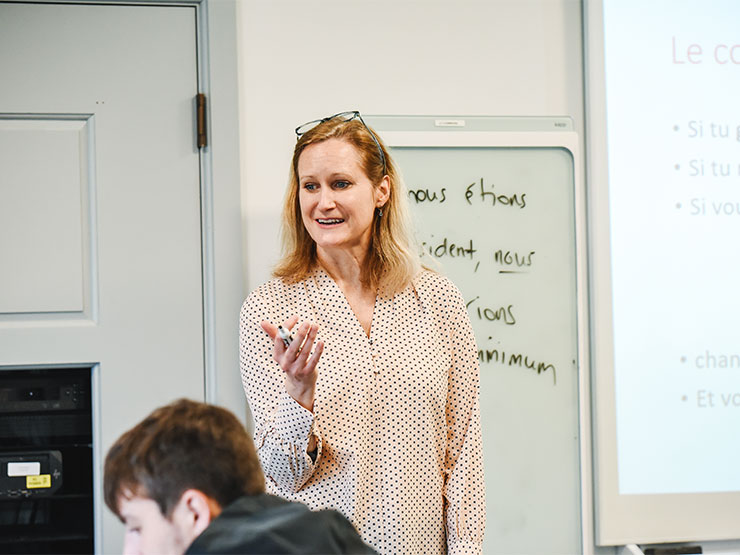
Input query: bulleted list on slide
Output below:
<box><xmin>674</xmin><ymin>118</ymin><xmax>740</xmax><ymax>216</ymax></box>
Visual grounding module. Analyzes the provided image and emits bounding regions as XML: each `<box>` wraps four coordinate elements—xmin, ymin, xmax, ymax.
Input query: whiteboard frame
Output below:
<box><xmin>585</xmin><ymin>0</ymin><xmax>740</xmax><ymax>545</ymax></box>
<box><xmin>380</xmin><ymin>126</ymin><xmax>592</xmax><ymax>555</ymax></box>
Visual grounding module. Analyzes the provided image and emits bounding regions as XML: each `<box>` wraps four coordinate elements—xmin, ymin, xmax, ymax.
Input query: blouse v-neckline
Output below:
<box><xmin>313</xmin><ymin>268</ymin><xmax>378</xmax><ymax>339</ymax></box>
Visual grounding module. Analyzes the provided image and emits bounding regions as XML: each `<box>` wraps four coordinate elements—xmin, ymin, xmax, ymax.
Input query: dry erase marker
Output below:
<box><xmin>277</xmin><ymin>325</ymin><xmax>293</xmax><ymax>347</ymax></box>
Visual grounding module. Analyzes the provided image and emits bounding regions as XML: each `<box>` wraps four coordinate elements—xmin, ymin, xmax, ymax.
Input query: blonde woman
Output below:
<box><xmin>240</xmin><ymin>111</ymin><xmax>485</xmax><ymax>555</ymax></box>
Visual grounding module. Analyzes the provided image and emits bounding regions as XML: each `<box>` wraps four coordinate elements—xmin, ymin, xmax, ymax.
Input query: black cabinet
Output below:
<box><xmin>0</xmin><ymin>368</ymin><xmax>93</xmax><ymax>554</ymax></box>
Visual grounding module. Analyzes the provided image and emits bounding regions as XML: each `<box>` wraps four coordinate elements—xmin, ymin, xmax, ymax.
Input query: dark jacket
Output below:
<box><xmin>185</xmin><ymin>493</ymin><xmax>376</xmax><ymax>554</ymax></box>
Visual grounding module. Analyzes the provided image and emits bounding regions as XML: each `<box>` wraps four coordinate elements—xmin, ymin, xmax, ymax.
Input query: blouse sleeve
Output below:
<box><xmin>441</xmin><ymin>282</ymin><xmax>486</xmax><ymax>555</ymax></box>
<box><xmin>239</xmin><ymin>288</ymin><xmax>322</xmax><ymax>493</ymax></box>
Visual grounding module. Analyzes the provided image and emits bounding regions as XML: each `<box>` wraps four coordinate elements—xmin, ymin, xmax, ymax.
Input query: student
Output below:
<box><xmin>104</xmin><ymin>398</ymin><xmax>374</xmax><ymax>555</ymax></box>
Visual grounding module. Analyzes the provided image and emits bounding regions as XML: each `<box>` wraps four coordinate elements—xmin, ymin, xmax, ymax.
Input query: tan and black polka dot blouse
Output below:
<box><xmin>239</xmin><ymin>268</ymin><xmax>485</xmax><ymax>555</ymax></box>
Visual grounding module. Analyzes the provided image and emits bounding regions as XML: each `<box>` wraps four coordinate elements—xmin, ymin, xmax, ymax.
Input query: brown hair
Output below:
<box><xmin>273</xmin><ymin>116</ymin><xmax>421</xmax><ymax>296</ymax></box>
<box><xmin>104</xmin><ymin>399</ymin><xmax>265</xmax><ymax>519</ymax></box>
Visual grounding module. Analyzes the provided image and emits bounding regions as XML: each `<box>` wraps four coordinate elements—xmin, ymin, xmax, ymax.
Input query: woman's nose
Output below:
<box><xmin>317</xmin><ymin>188</ymin><xmax>336</xmax><ymax>210</ymax></box>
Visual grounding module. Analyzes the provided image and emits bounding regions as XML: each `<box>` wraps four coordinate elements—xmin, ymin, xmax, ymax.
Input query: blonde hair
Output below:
<box><xmin>273</xmin><ymin>116</ymin><xmax>421</xmax><ymax>296</ymax></box>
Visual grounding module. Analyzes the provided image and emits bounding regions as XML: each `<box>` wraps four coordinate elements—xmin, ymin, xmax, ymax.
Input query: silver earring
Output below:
<box><xmin>377</xmin><ymin>207</ymin><xmax>383</xmax><ymax>217</ymax></box>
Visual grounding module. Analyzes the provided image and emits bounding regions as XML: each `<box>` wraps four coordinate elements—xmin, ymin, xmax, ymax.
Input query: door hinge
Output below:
<box><xmin>196</xmin><ymin>93</ymin><xmax>207</xmax><ymax>148</ymax></box>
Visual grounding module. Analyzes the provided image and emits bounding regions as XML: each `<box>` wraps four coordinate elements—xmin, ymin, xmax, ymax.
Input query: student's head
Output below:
<box><xmin>274</xmin><ymin>111</ymin><xmax>420</xmax><ymax>295</ymax></box>
<box><xmin>104</xmin><ymin>399</ymin><xmax>265</xmax><ymax>555</ymax></box>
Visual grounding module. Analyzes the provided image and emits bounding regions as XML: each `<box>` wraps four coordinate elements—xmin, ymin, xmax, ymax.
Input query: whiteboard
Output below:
<box><xmin>368</xmin><ymin>116</ymin><xmax>587</xmax><ymax>554</ymax></box>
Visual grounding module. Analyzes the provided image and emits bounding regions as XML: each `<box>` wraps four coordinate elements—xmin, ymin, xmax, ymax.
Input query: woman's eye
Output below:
<box><xmin>303</xmin><ymin>183</ymin><xmax>317</xmax><ymax>191</ymax></box>
<box><xmin>334</xmin><ymin>181</ymin><xmax>350</xmax><ymax>189</ymax></box>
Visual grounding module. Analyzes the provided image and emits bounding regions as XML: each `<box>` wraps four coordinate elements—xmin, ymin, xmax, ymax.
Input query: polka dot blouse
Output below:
<box><xmin>239</xmin><ymin>268</ymin><xmax>485</xmax><ymax>555</ymax></box>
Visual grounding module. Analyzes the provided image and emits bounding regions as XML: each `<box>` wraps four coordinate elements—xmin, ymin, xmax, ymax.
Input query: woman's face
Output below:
<box><xmin>297</xmin><ymin>138</ymin><xmax>389</xmax><ymax>259</ymax></box>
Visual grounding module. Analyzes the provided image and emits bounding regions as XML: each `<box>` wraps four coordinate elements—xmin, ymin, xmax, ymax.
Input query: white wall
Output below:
<box><xmin>237</xmin><ymin>0</ymin><xmax>585</xmax><ymax>291</ymax></box>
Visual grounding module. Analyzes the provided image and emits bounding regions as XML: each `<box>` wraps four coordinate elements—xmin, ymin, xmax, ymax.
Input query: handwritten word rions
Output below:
<box><xmin>466</xmin><ymin>296</ymin><xmax>516</xmax><ymax>325</ymax></box>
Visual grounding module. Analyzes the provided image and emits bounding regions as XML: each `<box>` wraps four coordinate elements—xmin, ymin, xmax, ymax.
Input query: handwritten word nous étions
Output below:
<box><xmin>406</xmin><ymin>178</ymin><xmax>527</xmax><ymax>209</ymax></box>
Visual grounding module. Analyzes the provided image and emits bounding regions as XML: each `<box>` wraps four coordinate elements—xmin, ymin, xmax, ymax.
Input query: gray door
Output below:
<box><xmin>0</xmin><ymin>3</ymin><xmax>205</xmax><ymax>551</ymax></box>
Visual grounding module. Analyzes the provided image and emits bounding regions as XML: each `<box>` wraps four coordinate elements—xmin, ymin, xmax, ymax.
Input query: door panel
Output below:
<box><xmin>0</xmin><ymin>3</ymin><xmax>204</xmax><ymax>552</ymax></box>
<box><xmin>0</xmin><ymin>117</ymin><xmax>90</xmax><ymax>314</ymax></box>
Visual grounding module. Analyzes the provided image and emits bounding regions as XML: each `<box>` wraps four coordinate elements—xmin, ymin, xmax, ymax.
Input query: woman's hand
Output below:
<box><xmin>260</xmin><ymin>316</ymin><xmax>324</xmax><ymax>412</ymax></box>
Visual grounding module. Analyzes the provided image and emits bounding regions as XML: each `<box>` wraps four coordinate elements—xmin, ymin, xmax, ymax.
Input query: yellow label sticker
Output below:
<box><xmin>26</xmin><ymin>475</ymin><xmax>51</xmax><ymax>489</ymax></box>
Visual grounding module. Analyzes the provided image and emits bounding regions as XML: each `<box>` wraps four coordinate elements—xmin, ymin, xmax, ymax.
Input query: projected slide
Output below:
<box><xmin>604</xmin><ymin>0</ymin><xmax>740</xmax><ymax>494</ymax></box>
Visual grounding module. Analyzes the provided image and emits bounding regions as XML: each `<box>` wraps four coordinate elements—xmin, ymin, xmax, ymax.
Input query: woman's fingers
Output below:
<box><xmin>294</xmin><ymin>323</ymin><xmax>317</xmax><ymax>359</ymax></box>
<box><xmin>261</xmin><ymin>317</ymin><xmax>300</xmax><ymax>361</ymax></box>
<box><xmin>281</xmin><ymin>315</ymin><xmax>299</xmax><ymax>333</ymax></box>
<box><xmin>283</xmin><ymin>322</ymin><xmax>307</xmax><ymax>360</ymax></box>
<box><xmin>260</xmin><ymin>316</ymin><xmax>319</xmax><ymax>380</ymax></box>
<box><xmin>262</xmin><ymin>317</ymin><xmax>320</xmax><ymax>411</ymax></box>
<box><xmin>291</xmin><ymin>324</ymin><xmax>319</xmax><ymax>375</ymax></box>
<box><xmin>260</xmin><ymin>320</ymin><xmax>277</xmax><ymax>339</ymax></box>
<box><xmin>303</xmin><ymin>341</ymin><xmax>324</xmax><ymax>373</ymax></box>
<box><xmin>262</xmin><ymin>318</ymin><xmax>322</xmax><ymax>380</ymax></box>
<box><xmin>261</xmin><ymin>315</ymin><xmax>299</xmax><ymax>340</ymax></box>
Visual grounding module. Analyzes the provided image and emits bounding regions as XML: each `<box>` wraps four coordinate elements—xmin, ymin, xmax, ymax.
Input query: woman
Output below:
<box><xmin>239</xmin><ymin>111</ymin><xmax>484</xmax><ymax>554</ymax></box>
